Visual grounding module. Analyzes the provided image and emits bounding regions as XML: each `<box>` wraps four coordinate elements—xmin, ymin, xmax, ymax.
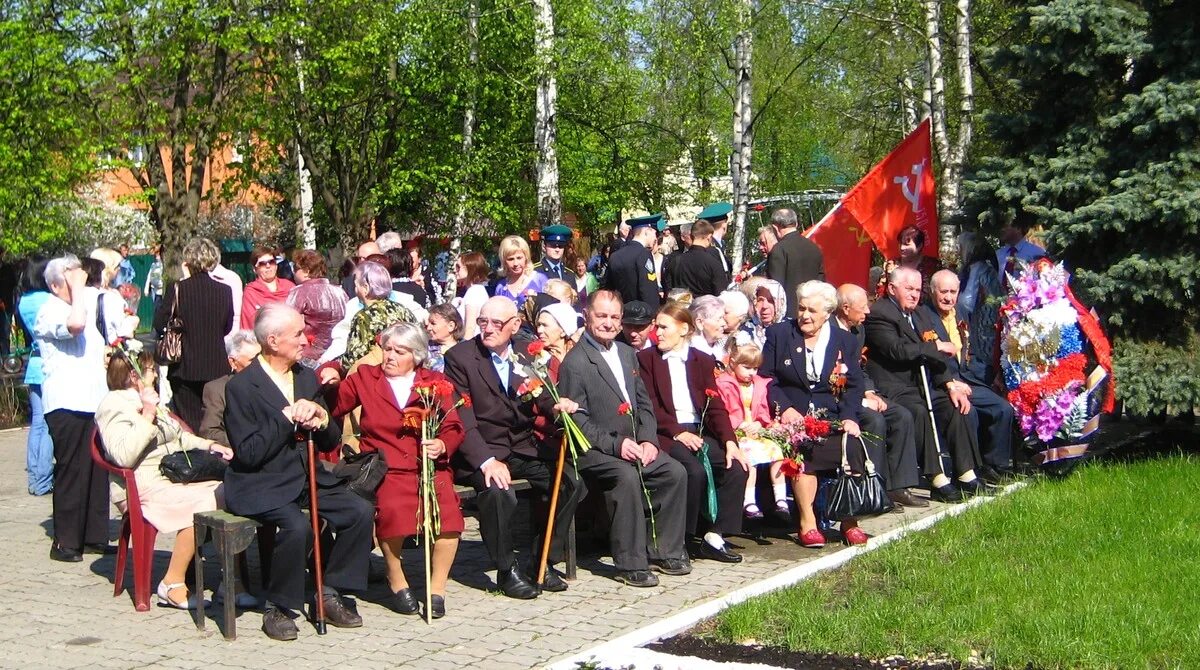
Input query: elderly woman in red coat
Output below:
<box><xmin>328</xmin><ymin>321</ymin><xmax>465</xmax><ymax>620</ymax></box>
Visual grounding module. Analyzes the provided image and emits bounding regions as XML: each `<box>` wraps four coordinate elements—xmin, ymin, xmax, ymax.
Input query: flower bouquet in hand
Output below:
<box><xmin>619</xmin><ymin>401</ymin><xmax>657</xmax><ymax>548</ymax></box>
<box><xmin>520</xmin><ymin>341</ymin><xmax>592</xmax><ymax>468</ymax></box>
<box><xmin>404</xmin><ymin>380</ymin><xmax>468</xmax><ymax>540</ymax></box>
<box><xmin>772</xmin><ymin>406</ymin><xmax>838</xmax><ymax>478</ymax></box>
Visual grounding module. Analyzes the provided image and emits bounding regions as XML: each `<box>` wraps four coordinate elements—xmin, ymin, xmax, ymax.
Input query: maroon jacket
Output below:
<box><xmin>637</xmin><ymin>345</ymin><xmax>737</xmax><ymax>446</ymax></box>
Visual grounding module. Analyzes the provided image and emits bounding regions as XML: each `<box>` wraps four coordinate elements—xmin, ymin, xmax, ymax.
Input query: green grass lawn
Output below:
<box><xmin>713</xmin><ymin>456</ymin><xmax>1200</xmax><ymax>669</ymax></box>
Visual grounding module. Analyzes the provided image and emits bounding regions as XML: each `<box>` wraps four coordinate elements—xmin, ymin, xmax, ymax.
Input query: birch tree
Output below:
<box><xmin>729</xmin><ymin>0</ymin><xmax>754</xmax><ymax>272</ymax></box>
<box><xmin>532</xmin><ymin>0</ymin><xmax>561</xmax><ymax>228</ymax></box>
<box><xmin>447</xmin><ymin>0</ymin><xmax>480</xmax><ymax>299</ymax></box>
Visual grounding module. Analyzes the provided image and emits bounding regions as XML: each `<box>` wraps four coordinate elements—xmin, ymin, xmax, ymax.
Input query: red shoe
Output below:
<box><xmin>798</xmin><ymin>528</ymin><xmax>826</xmax><ymax>548</ymax></box>
<box><xmin>843</xmin><ymin>527</ymin><xmax>869</xmax><ymax>546</ymax></box>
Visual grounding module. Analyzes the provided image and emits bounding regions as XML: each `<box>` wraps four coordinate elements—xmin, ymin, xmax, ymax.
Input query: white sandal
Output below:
<box><xmin>157</xmin><ymin>582</ymin><xmax>208</xmax><ymax>610</ymax></box>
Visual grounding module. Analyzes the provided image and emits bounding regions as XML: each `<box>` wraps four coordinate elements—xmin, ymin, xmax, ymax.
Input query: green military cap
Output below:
<box><xmin>697</xmin><ymin>202</ymin><xmax>733</xmax><ymax>222</ymax></box>
<box><xmin>626</xmin><ymin>212</ymin><xmax>667</xmax><ymax>232</ymax></box>
<box><xmin>540</xmin><ymin>224</ymin><xmax>573</xmax><ymax>245</ymax></box>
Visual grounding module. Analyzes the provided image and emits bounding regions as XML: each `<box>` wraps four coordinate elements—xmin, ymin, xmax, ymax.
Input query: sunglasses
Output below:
<box><xmin>255</xmin><ymin>258</ymin><xmax>278</xmax><ymax>268</ymax></box>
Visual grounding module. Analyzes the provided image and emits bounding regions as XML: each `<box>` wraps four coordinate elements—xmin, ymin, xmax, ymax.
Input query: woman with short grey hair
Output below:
<box><xmin>795</xmin><ymin>280</ymin><xmax>838</xmax><ymax>316</ymax></box>
<box><xmin>326</xmin><ymin>314</ymin><xmax>467</xmax><ymax>619</ymax></box>
<box><xmin>688</xmin><ymin>294</ymin><xmax>728</xmax><ymax>359</ymax></box>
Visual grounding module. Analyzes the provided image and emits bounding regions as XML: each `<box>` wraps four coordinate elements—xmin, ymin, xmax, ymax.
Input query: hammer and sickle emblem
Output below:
<box><xmin>847</xmin><ymin>225</ymin><xmax>872</xmax><ymax>247</ymax></box>
<box><xmin>893</xmin><ymin>160</ymin><xmax>926</xmax><ymax>213</ymax></box>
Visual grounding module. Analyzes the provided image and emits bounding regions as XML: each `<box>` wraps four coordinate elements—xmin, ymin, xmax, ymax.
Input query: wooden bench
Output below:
<box><xmin>192</xmin><ymin>510</ymin><xmax>263</xmax><ymax>640</ymax></box>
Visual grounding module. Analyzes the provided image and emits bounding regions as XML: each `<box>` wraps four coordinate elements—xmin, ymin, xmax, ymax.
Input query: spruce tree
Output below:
<box><xmin>962</xmin><ymin>0</ymin><xmax>1200</xmax><ymax>417</ymax></box>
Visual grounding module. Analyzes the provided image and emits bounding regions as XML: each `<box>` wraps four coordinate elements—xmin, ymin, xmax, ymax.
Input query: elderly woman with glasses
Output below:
<box><xmin>240</xmin><ymin>246</ymin><xmax>295</xmax><ymax>330</ymax></box>
<box><xmin>327</xmin><ymin>322</ymin><xmax>466</xmax><ymax>620</ymax></box>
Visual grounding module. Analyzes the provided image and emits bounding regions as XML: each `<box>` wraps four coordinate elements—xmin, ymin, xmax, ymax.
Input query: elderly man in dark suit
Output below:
<box><xmin>224</xmin><ymin>303</ymin><xmax>374</xmax><ymax>641</ymax></box>
<box><xmin>863</xmin><ymin>267</ymin><xmax>989</xmax><ymax>503</ymax></box>
<box><xmin>767</xmin><ymin>208</ymin><xmax>826</xmax><ymax>314</ymax></box>
<box><xmin>923</xmin><ymin>270</ymin><xmax>1016</xmax><ymax>481</ymax></box>
<box><xmin>558</xmin><ymin>290</ymin><xmax>688</xmax><ymax>588</ymax></box>
<box><xmin>446</xmin><ymin>296</ymin><xmax>584</xmax><ymax>599</ymax></box>
<box><xmin>832</xmin><ymin>284</ymin><xmax>925</xmax><ymax>509</ymax></box>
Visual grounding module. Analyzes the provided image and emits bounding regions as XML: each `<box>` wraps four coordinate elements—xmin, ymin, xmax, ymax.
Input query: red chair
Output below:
<box><xmin>89</xmin><ymin>427</ymin><xmax>158</xmax><ymax>612</ymax></box>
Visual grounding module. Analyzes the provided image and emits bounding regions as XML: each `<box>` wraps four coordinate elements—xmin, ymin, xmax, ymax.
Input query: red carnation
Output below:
<box><xmin>460</xmin><ymin>394</ymin><xmax>472</xmax><ymax>408</ymax></box>
<box><xmin>804</xmin><ymin>415</ymin><xmax>831</xmax><ymax>439</ymax></box>
<box><xmin>704</xmin><ymin>388</ymin><xmax>719</xmax><ymax>399</ymax></box>
<box><xmin>779</xmin><ymin>458</ymin><xmax>803</xmax><ymax>478</ymax></box>
<box><xmin>618</xmin><ymin>402</ymin><xmax>632</xmax><ymax>416</ymax></box>
<box><xmin>527</xmin><ymin>341</ymin><xmax>546</xmax><ymax>357</ymax></box>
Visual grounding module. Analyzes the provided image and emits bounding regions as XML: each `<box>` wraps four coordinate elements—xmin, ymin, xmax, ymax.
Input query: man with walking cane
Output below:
<box><xmin>224</xmin><ymin>304</ymin><xmax>374</xmax><ymax>641</ymax></box>
<box><xmin>863</xmin><ymin>268</ymin><xmax>989</xmax><ymax>503</ymax></box>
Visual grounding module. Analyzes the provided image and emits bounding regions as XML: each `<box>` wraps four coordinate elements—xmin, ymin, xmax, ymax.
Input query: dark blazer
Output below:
<box><xmin>444</xmin><ymin>337</ymin><xmax>556</xmax><ymax>474</ymax></box>
<box><xmin>604</xmin><ymin>242</ymin><xmax>660</xmax><ymax>309</ymax></box>
<box><xmin>223</xmin><ymin>358</ymin><xmax>342</xmax><ymax>516</ymax></box>
<box><xmin>767</xmin><ymin>231</ymin><xmax>826</xmax><ymax>314</ymax></box>
<box><xmin>759</xmin><ymin>320</ymin><xmax>865</xmax><ymax>422</ymax></box>
<box><xmin>154</xmin><ymin>273</ymin><xmax>233</xmax><ymax>382</ymax></box>
<box><xmin>558</xmin><ymin>334</ymin><xmax>658</xmax><ymax>457</ymax></box>
<box><xmin>673</xmin><ymin>245</ymin><xmax>729</xmax><ymax>297</ymax></box>
<box><xmin>637</xmin><ymin>346</ymin><xmax>736</xmax><ymax>445</ymax></box>
<box><xmin>830</xmin><ymin>318</ymin><xmax>877</xmax><ymax>393</ymax></box>
<box><xmin>862</xmin><ymin>296</ymin><xmax>953</xmax><ymax>398</ymax></box>
<box><xmin>921</xmin><ymin>304</ymin><xmax>983</xmax><ymax>384</ymax></box>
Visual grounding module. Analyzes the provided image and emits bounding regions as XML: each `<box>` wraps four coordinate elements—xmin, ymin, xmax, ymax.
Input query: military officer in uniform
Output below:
<box><xmin>604</xmin><ymin>213</ymin><xmax>663</xmax><ymax>311</ymax></box>
<box><xmin>697</xmin><ymin>202</ymin><xmax>733</xmax><ymax>275</ymax></box>
<box><xmin>533</xmin><ymin>224</ymin><xmax>573</xmax><ymax>282</ymax></box>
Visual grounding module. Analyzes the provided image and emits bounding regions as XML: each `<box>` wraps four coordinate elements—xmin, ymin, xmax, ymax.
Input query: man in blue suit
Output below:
<box><xmin>923</xmin><ymin>270</ymin><xmax>1016</xmax><ymax>482</ymax></box>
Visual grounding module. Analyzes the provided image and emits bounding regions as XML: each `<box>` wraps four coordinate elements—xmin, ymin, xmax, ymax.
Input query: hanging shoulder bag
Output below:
<box><xmin>155</xmin><ymin>286</ymin><xmax>184</xmax><ymax>365</ymax></box>
<box><xmin>825</xmin><ymin>433</ymin><xmax>894</xmax><ymax>521</ymax></box>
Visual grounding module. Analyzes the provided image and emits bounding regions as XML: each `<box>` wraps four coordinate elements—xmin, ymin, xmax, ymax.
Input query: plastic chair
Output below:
<box><xmin>89</xmin><ymin>427</ymin><xmax>158</xmax><ymax>611</ymax></box>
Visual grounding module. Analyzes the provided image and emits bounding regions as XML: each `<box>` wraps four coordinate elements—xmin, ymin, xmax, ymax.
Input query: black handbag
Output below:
<box><xmin>159</xmin><ymin>449</ymin><xmax>227</xmax><ymax>484</ymax></box>
<box><xmin>155</xmin><ymin>287</ymin><xmax>184</xmax><ymax>365</ymax></box>
<box><xmin>825</xmin><ymin>434</ymin><xmax>894</xmax><ymax>521</ymax></box>
<box><xmin>331</xmin><ymin>446</ymin><xmax>387</xmax><ymax>503</ymax></box>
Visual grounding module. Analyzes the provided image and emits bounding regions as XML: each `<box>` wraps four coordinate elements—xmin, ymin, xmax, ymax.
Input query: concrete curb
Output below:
<box><xmin>548</xmin><ymin>481</ymin><xmax>1027</xmax><ymax>670</ymax></box>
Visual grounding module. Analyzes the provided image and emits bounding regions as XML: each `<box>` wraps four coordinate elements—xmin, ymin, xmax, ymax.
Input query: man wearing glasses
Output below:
<box><xmin>445</xmin><ymin>297</ymin><xmax>585</xmax><ymax>598</ymax></box>
<box><xmin>533</xmin><ymin>224</ymin><xmax>572</xmax><ymax>282</ymax></box>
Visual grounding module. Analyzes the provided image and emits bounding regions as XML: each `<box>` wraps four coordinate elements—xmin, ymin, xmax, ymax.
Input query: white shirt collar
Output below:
<box><xmin>662</xmin><ymin>344</ymin><xmax>690</xmax><ymax>362</ymax></box>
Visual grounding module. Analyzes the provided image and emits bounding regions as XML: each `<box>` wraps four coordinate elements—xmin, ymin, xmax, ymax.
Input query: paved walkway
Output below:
<box><xmin>0</xmin><ymin>425</ymin><xmax>953</xmax><ymax>669</ymax></box>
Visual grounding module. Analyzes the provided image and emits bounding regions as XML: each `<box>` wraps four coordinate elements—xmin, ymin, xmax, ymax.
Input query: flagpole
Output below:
<box><xmin>803</xmin><ymin>201</ymin><xmax>842</xmax><ymax>239</ymax></box>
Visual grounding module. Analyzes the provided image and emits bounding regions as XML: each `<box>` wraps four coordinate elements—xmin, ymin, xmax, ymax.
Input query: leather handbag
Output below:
<box><xmin>331</xmin><ymin>445</ymin><xmax>387</xmax><ymax>503</ymax></box>
<box><xmin>825</xmin><ymin>433</ymin><xmax>893</xmax><ymax>521</ymax></box>
<box><xmin>155</xmin><ymin>287</ymin><xmax>184</xmax><ymax>365</ymax></box>
<box><xmin>159</xmin><ymin>449</ymin><xmax>227</xmax><ymax>484</ymax></box>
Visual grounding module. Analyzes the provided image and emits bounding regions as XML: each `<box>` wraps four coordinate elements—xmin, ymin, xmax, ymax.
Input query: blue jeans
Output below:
<box><xmin>26</xmin><ymin>384</ymin><xmax>54</xmax><ymax>495</ymax></box>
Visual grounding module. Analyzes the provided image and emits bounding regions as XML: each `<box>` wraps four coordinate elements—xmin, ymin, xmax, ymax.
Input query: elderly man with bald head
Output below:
<box><xmin>921</xmin><ymin>270</ymin><xmax>1016</xmax><ymax>482</ymax></box>
<box><xmin>833</xmin><ymin>284</ymin><xmax>925</xmax><ymax>510</ymax></box>
<box><xmin>862</xmin><ymin>267</ymin><xmax>990</xmax><ymax>503</ymax></box>
<box><xmin>444</xmin><ymin>296</ymin><xmax>585</xmax><ymax>598</ymax></box>
<box><xmin>224</xmin><ymin>303</ymin><xmax>374</xmax><ymax>640</ymax></box>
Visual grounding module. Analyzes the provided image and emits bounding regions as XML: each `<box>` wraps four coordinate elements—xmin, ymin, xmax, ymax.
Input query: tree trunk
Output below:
<box><xmin>729</xmin><ymin>0</ymin><xmax>754</xmax><ymax>276</ymax></box>
<box><xmin>923</xmin><ymin>0</ymin><xmax>957</xmax><ymax>252</ymax></box>
<box><xmin>950</xmin><ymin>0</ymin><xmax>974</xmax><ymax>204</ymax></box>
<box><xmin>447</xmin><ymin>0</ymin><xmax>479</xmax><ymax>301</ymax></box>
<box><xmin>532</xmin><ymin>0</ymin><xmax>561</xmax><ymax>229</ymax></box>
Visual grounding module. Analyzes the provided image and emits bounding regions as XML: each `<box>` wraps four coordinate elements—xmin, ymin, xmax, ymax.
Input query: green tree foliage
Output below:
<box><xmin>962</xmin><ymin>0</ymin><xmax>1200</xmax><ymax>415</ymax></box>
<box><xmin>0</xmin><ymin>4</ymin><xmax>97</xmax><ymax>255</ymax></box>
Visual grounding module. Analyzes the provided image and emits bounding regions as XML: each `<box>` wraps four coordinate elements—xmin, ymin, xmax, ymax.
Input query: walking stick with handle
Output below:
<box><xmin>536</xmin><ymin>434</ymin><xmax>569</xmax><ymax>585</ymax></box>
<box><xmin>917</xmin><ymin>364</ymin><xmax>950</xmax><ymax>477</ymax></box>
<box><xmin>304</xmin><ymin>432</ymin><xmax>327</xmax><ymax>635</ymax></box>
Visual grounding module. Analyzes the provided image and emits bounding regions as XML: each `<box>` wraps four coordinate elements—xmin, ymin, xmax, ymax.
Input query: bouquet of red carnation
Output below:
<box><xmin>411</xmin><ymin>380</ymin><xmax>468</xmax><ymax>539</ymax></box>
<box><xmin>522</xmin><ymin>342</ymin><xmax>592</xmax><ymax>467</ymax></box>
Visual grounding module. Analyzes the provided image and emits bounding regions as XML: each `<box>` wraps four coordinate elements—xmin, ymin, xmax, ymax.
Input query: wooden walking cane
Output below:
<box><xmin>536</xmin><ymin>433</ymin><xmax>569</xmax><ymax>586</ymax></box>
<box><xmin>421</xmin><ymin>434</ymin><xmax>434</xmax><ymax>624</ymax></box>
<box><xmin>305</xmin><ymin>433</ymin><xmax>328</xmax><ymax>635</ymax></box>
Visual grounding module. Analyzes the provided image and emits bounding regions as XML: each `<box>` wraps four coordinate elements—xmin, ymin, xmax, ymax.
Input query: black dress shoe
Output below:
<box><xmin>317</xmin><ymin>593</ymin><xmax>363</xmax><ymax>628</ymax></box>
<box><xmin>83</xmin><ymin>543</ymin><xmax>117</xmax><ymax>555</ymax></box>
<box><xmin>262</xmin><ymin>606</ymin><xmax>299</xmax><ymax>641</ymax></box>
<box><xmin>888</xmin><ymin>488</ymin><xmax>930</xmax><ymax>508</ymax></box>
<box><xmin>613</xmin><ymin>570</ymin><xmax>659</xmax><ymax>587</ymax></box>
<box><xmin>930</xmin><ymin>483</ymin><xmax>967</xmax><ymax>503</ymax></box>
<box><xmin>496</xmin><ymin>568</ymin><xmax>540</xmax><ymax>599</ymax></box>
<box><xmin>49</xmin><ymin>544</ymin><xmax>83</xmax><ymax>563</ymax></box>
<box><xmin>535</xmin><ymin>567</ymin><xmax>568</xmax><ymax>593</ymax></box>
<box><xmin>384</xmin><ymin>588</ymin><xmax>419</xmax><ymax>615</ymax></box>
<box><xmin>424</xmin><ymin>594</ymin><xmax>445</xmax><ymax>619</ymax></box>
<box><xmin>649</xmin><ymin>557</ymin><xmax>693</xmax><ymax>576</ymax></box>
<box><xmin>689</xmin><ymin>540</ymin><xmax>743</xmax><ymax>564</ymax></box>
<box><xmin>958</xmin><ymin>478</ymin><xmax>998</xmax><ymax>496</ymax></box>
